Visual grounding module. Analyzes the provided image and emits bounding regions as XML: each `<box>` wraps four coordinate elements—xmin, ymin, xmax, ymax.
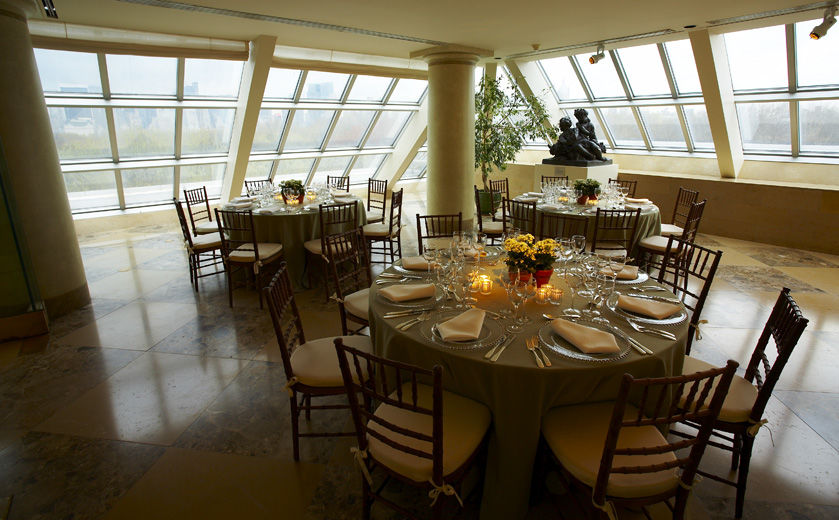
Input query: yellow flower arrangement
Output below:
<box><xmin>504</xmin><ymin>234</ymin><xmax>557</xmax><ymax>271</ymax></box>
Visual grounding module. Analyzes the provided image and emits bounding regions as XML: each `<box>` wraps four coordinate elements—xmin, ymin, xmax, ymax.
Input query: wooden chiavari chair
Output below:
<box><xmin>415</xmin><ymin>212</ymin><xmax>462</xmax><ymax>255</ymax></box>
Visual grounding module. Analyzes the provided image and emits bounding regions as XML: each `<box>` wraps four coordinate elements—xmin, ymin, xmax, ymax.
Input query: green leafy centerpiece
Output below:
<box><xmin>279</xmin><ymin>179</ymin><xmax>305</xmax><ymax>204</ymax></box>
<box><xmin>573</xmin><ymin>178</ymin><xmax>601</xmax><ymax>205</ymax></box>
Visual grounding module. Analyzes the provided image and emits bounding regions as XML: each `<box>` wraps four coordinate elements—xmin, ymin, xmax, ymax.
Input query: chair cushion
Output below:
<box><xmin>343</xmin><ymin>288</ymin><xmax>370</xmax><ymax>320</ymax></box>
<box><xmin>660</xmin><ymin>223</ymin><xmax>683</xmax><ymax>237</ymax></box>
<box><xmin>194</xmin><ymin>220</ymin><xmax>218</xmax><ymax>235</ymax></box>
<box><xmin>290</xmin><ymin>335</ymin><xmax>373</xmax><ymax>387</ymax></box>
<box><xmin>482</xmin><ymin>220</ymin><xmax>504</xmax><ymax>234</ymax></box>
<box><xmin>593</xmin><ymin>245</ymin><xmax>628</xmax><ymax>257</ymax></box>
<box><xmin>367</xmin><ymin>210</ymin><xmax>384</xmax><ymax>223</ymax></box>
<box><xmin>681</xmin><ymin>356</ymin><xmax>758</xmax><ymax>423</ymax></box>
<box><xmin>362</xmin><ymin>223</ymin><xmax>391</xmax><ymax>238</ymax></box>
<box><xmin>543</xmin><ymin>402</ymin><xmax>680</xmax><ymax>499</ymax></box>
<box><xmin>638</xmin><ymin>235</ymin><xmax>672</xmax><ymax>253</ymax></box>
<box><xmin>368</xmin><ymin>383</ymin><xmax>490</xmax><ymax>483</ymax></box>
<box><xmin>190</xmin><ymin>232</ymin><xmax>222</xmax><ymax>250</ymax></box>
<box><xmin>304</xmin><ymin>238</ymin><xmax>353</xmax><ymax>256</ymax></box>
<box><xmin>228</xmin><ymin>242</ymin><xmax>283</xmax><ymax>263</ymax></box>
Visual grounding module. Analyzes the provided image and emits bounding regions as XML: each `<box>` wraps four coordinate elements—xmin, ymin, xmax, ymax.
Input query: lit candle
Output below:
<box><xmin>478</xmin><ymin>275</ymin><xmax>493</xmax><ymax>295</ymax></box>
<box><xmin>586</xmin><ymin>198</ymin><xmax>598</xmax><ymax>206</ymax></box>
<box><xmin>549</xmin><ymin>286</ymin><xmax>564</xmax><ymax>305</ymax></box>
<box><xmin>536</xmin><ymin>284</ymin><xmax>552</xmax><ymax>304</ymax></box>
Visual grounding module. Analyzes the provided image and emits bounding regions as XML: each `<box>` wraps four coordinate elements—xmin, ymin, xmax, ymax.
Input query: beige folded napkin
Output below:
<box><xmin>617</xmin><ymin>295</ymin><xmax>681</xmax><ymax>320</ymax></box>
<box><xmin>551</xmin><ymin>318</ymin><xmax>620</xmax><ymax>354</ymax></box>
<box><xmin>379</xmin><ymin>283</ymin><xmax>436</xmax><ymax>302</ymax></box>
<box><xmin>526</xmin><ymin>192</ymin><xmax>543</xmax><ymax>197</ymax></box>
<box><xmin>333</xmin><ymin>193</ymin><xmax>354</xmax><ymax>200</ymax></box>
<box><xmin>232</xmin><ymin>196</ymin><xmax>251</xmax><ymax>203</ymax></box>
<box><xmin>540</xmin><ymin>204</ymin><xmax>559</xmax><ymax>211</ymax></box>
<box><xmin>600</xmin><ymin>264</ymin><xmax>639</xmax><ymax>280</ymax></box>
<box><xmin>462</xmin><ymin>247</ymin><xmax>481</xmax><ymax>259</ymax></box>
<box><xmin>518</xmin><ymin>196</ymin><xmax>539</xmax><ymax>203</ymax></box>
<box><xmin>225</xmin><ymin>201</ymin><xmax>253</xmax><ymax>209</ymax></box>
<box><xmin>625</xmin><ymin>197</ymin><xmax>651</xmax><ymax>204</ymax></box>
<box><xmin>437</xmin><ymin>308</ymin><xmax>486</xmax><ymax>341</ymax></box>
<box><xmin>401</xmin><ymin>256</ymin><xmax>436</xmax><ymax>271</ymax></box>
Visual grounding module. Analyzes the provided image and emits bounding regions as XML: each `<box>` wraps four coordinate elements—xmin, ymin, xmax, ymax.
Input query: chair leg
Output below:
<box><xmin>361</xmin><ymin>475</ymin><xmax>372</xmax><ymax>520</ymax></box>
<box><xmin>290</xmin><ymin>393</ymin><xmax>300</xmax><ymax>461</ymax></box>
<box><xmin>304</xmin><ymin>394</ymin><xmax>312</xmax><ymax>420</ymax></box>
<box><xmin>226</xmin><ymin>265</ymin><xmax>234</xmax><ymax>308</ymax></box>
<box><xmin>735</xmin><ymin>435</ymin><xmax>755</xmax><ymax>519</ymax></box>
<box><xmin>731</xmin><ymin>432</ymin><xmax>742</xmax><ymax>471</ymax></box>
<box><xmin>432</xmin><ymin>491</ymin><xmax>443</xmax><ymax>520</ymax></box>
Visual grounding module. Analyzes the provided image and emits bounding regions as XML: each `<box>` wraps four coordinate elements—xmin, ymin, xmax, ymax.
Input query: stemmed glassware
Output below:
<box><xmin>571</xmin><ymin>235</ymin><xmax>586</xmax><ymax>262</ymax></box>
<box><xmin>507</xmin><ymin>270</ymin><xmax>536</xmax><ymax>332</ymax></box>
<box><xmin>496</xmin><ymin>271</ymin><xmax>515</xmax><ymax>318</ymax></box>
<box><xmin>422</xmin><ymin>244</ymin><xmax>436</xmax><ymax>276</ymax></box>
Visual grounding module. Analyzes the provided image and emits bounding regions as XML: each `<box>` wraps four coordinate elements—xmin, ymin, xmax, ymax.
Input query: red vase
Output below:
<box><xmin>509</xmin><ymin>271</ymin><xmax>531</xmax><ymax>283</ymax></box>
<box><xmin>281</xmin><ymin>192</ymin><xmax>304</xmax><ymax>204</ymax></box>
<box><xmin>534</xmin><ymin>269</ymin><xmax>552</xmax><ymax>287</ymax></box>
<box><xmin>576</xmin><ymin>195</ymin><xmax>589</xmax><ymax>205</ymax></box>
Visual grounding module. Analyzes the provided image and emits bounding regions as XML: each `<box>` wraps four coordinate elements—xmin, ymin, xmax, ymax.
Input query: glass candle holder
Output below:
<box><xmin>477</xmin><ymin>274</ymin><xmax>493</xmax><ymax>295</ymax></box>
<box><xmin>536</xmin><ymin>284</ymin><xmax>552</xmax><ymax>304</ymax></box>
<box><xmin>548</xmin><ymin>286</ymin><xmax>564</xmax><ymax>305</ymax></box>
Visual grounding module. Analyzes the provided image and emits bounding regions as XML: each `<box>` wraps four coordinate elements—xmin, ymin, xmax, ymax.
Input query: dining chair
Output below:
<box><xmin>608</xmin><ymin>178</ymin><xmax>637</xmax><ymax>197</ymax></box>
<box><xmin>326</xmin><ymin>227</ymin><xmax>372</xmax><ymax>335</ymax></box>
<box><xmin>334</xmin><ymin>339</ymin><xmax>491</xmax><ymax>520</ymax></box>
<box><xmin>540</xmin><ymin>175</ymin><xmax>569</xmax><ymax>187</ymax></box>
<box><xmin>541</xmin><ymin>360</ymin><xmax>738</xmax><ymax>520</ymax></box>
<box><xmin>263</xmin><ymin>263</ymin><xmax>372</xmax><ymax>461</ymax></box>
<box><xmin>244</xmin><ymin>178</ymin><xmax>273</xmax><ymax>197</ymax></box>
<box><xmin>304</xmin><ymin>201</ymin><xmax>358</xmax><ymax>300</ymax></box>
<box><xmin>174</xmin><ymin>199</ymin><xmax>223</xmax><ymax>291</ymax></box>
<box><xmin>183</xmin><ymin>186</ymin><xmax>217</xmax><ymax>236</ymax></box>
<box><xmin>215</xmin><ymin>208</ymin><xmax>284</xmax><ymax>308</ymax></box>
<box><xmin>327</xmin><ymin>175</ymin><xmax>350</xmax><ymax>192</ymax></box>
<box><xmin>590</xmin><ymin>208</ymin><xmax>641</xmax><ymax>258</ymax></box>
<box><xmin>364</xmin><ymin>188</ymin><xmax>403</xmax><ymax>264</ymax></box>
<box><xmin>538</xmin><ymin>212</ymin><xmax>588</xmax><ymax>240</ymax></box>
<box><xmin>473</xmin><ymin>186</ymin><xmax>503</xmax><ymax>242</ymax></box>
<box><xmin>638</xmin><ymin>200</ymin><xmax>707</xmax><ymax>273</ymax></box>
<box><xmin>366</xmin><ymin>178</ymin><xmax>387</xmax><ymax>224</ymax></box>
<box><xmin>489</xmin><ymin>177</ymin><xmax>510</xmax><ymax>201</ymax></box>
<box><xmin>661</xmin><ymin>187</ymin><xmax>700</xmax><ymax>237</ymax></box>
<box><xmin>656</xmin><ymin>235</ymin><xmax>723</xmax><ymax>355</ymax></box>
<box><xmin>675</xmin><ymin>288</ymin><xmax>808</xmax><ymax>519</ymax></box>
<box><xmin>415</xmin><ymin>212</ymin><xmax>462</xmax><ymax>255</ymax></box>
<box><xmin>502</xmin><ymin>198</ymin><xmax>537</xmax><ymax>235</ymax></box>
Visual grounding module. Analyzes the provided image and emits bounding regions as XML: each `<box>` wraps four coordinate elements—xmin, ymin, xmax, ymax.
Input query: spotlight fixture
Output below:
<box><xmin>589</xmin><ymin>45</ymin><xmax>606</xmax><ymax>64</ymax></box>
<box><xmin>810</xmin><ymin>6</ymin><xmax>837</xmax><ymax>40</ymax></box>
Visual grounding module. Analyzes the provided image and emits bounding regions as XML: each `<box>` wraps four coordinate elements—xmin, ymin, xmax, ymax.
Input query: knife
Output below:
<box><xmin>490</xmin><ymin>335</ymin><xmax>517</xmax><ymax>362</ymax></box>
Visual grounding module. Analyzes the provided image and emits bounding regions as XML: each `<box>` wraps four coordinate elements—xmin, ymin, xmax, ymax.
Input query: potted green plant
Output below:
<box><xmin>573</xmin><ymin>178</ymin><xmax>601</xmax><ymax>205</ymax></box>
<box><xmin>474</xmin><ymin>76</ymin><xmax>555</xmax><ymax>214</ymax></box>
<box><xmin>279</xmin><ymin>179</ymin><xmax>305</xmax><ymax>204</ymax></box>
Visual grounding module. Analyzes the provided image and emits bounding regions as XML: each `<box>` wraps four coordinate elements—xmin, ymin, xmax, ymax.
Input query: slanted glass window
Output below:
<box><xmin>113</xmin><ymin>108</ymin><xmax>176</xmax><ymax>158</ymax></box>
<box><xmin>326</xmin><ymin>110</ymin><xmax>376</xmax><ymax>149</ymax></box>
<box><xmin>122</xmin><ymin>167</ymin><xmax>175</xmax><ymax>206</ymax></box>
<box><xmin>638</xmin><ymin>106</ymin><xmax>685</xmax><ymax>149</ymax></box>
<box><xmin>181</xmin><ymin>109</ymin><xmax>235</xmax><ymax>155</ymax></box>
<box><xmin>725</xmin><ymin>26</ymin><xmax>787</xmax><ymax>92</ymax></box>
<box><xmin>183</xmin><ymin>59</ymin><xmax>243</xmax><ymax>98</ymax></box>
<box><xmin>736</xmin><ymin>102</ymin><xmax>791</xmax><ymax>153</ymax></box>
<box><xmin>283</xmin><ymin>110</ymin><xmax>335</xmax><ymax>151</ymax></box>
<box><xmin>586</xmin><ymin>111</ymin><xmax>610</xmax><ymax>147</ymax></box>
<box><xmin>300</xmin><ymin>71</ymin><xmax>350</xmax><ymax>101</ymax></box>
<box><xmin>310</xmin><ymin>156</ymin><xmax>351</xmax><ymax>186</ymax></box>
<box><xmin>795</xmin><ymin>19</ymin><xmax>839</xmax><ymax>88</ymax></box>
<box><xmin>799</xmin><ymin>100</ymin><xmax>839</xmax><ymax>155</ymax></box>
<box><xmin>539</xmin><ymin>57</ymin><xmax>586</xmax><ymax>101</ymax></box>
<box><xmin>63</xmin><ymin>170</ymin><xmax>118</xmax><ymax>211</ymax></box>
<box><xmin>264</xmin><ymin>68</ymin><xmax>301</xmax><ymax>99</ymax></box>
<box><xmin>34</xmin><ymin>49</ymin><xmax>102</xmax><ymax>95</ymax></box>
<box><xmin>251</xmin><ymin>109</ymin><xmax>288</xmax><ymax>152</ymax></box>
<box><xmin>275</xmin><ymin>158</ymin><xmax>314</xmax><ymax>182</ymax></box>
<box><xmin>617</xmin><ymin>44</ymin><xmax>670</xmax><ymax>97</ymax></box>
<box><xmin>348</xmin><ymin>75</ymin><xmax>392</xmax><ymax>102</ymax></box>
<box><xmin>180</xmin><ymin>164</ymin><xmax>225</xmax><ymax>198</ymax></box>
<box><xmin>47</xmin><ymin>107</ymin><xmax>111</xmax><ymax>160</ymax></box>
<box><xmin>401</xmin><ymin>150</ymin><xmax>427</xmax><ymax>180</ymax></box>
<box><xmin>245</xmin><ymin>161</ymin><xmax>273</xmax><ymax>180</ymax></box>
<box><xmin>366</xmin><ymin>111</ymin><xmax>411</xmax><ymax>147</ymax></box>
<box><xmin>389</xmin><ymin>79</ymin><xmax>427</xmax><ymax>104</ymax></box>
<box><xmin>348</xmin><ymin>154</ymin><xmax>386</xmax><ymax>185</ymax></box>
<box><xmin>574</xmin><ymin>54</ymin><xmax>625</xmax><ymax>99</ymax></box>
<box><xmin>599</xmin><ymin>107</ymin><xmax>644</xmax><ymax>147</ymax></box>
<box><xmin>683</xmin><ymin>105</ymin><xmax>714</xmax><ymax>150</ymax></box>
<box><xmin>664</xmin><ymin>40</ymin><xmax>701</xmax><ymax>94</ymax></box>
<box><xmin>106</xmin><ymin>55</ymin><xmax>177</xmax><ymax>96</ymax></box>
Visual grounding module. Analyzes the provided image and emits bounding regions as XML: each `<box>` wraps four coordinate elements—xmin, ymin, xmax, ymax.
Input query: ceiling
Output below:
<box><xmin>37</xmin><ymin>0</ymin><xmax>824</xmax><ymax>59</ymax></box>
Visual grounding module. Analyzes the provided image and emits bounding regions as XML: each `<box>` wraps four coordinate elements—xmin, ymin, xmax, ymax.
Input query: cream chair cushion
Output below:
<box><xmin>482</xmin><ymin>220</ymin><xmax>504</xmax><ymax>234</ymax></box>
<box><xmin>367</xmin><ymin>210</ymin><xmax>384</xmax><ymax>223</ymax></box>
<box><xmin>362</xmin><ymin>223</ymin><xmax>391</xmax><ymax>238</ymax></box>
<box><xmin>190</xmin><ymin>232</ymin><xmax>221</xmax><ymax>250</ymax></box>
<box><xmin>681</xmin><ymin>356</ymin><xmax>758</xmax><ymax>423</ymax></box>
<box><xmin>660</xmin><ymin>223</ymin><xmax>683</xmax><ymax>236</ymax></box>
<box><xmin>543</xmin><ymin>402</ymin><xmax>680</xmax><ymax>499</ymax></box>
<box><xmin>228</xmin><ymin>243</ymin><xmax>283</xmax><ymax>263</ymax></box>
<box><xmin>194</xmin><ymin>220</ymin><xmax>218</xmax><ymax>234</ymax></box>
<box><xmin>343</xmin><ymin>288</ymin><xmax>370</xmax><ymax>320</ymax></box>
<box><xmin>304</xmin><ymin>238</ymin><xmax>352</xmax><ymax>256</ymax></box>
<box><xmin>367</xmin><ymin>383</ymin><xmax>491</xmax><ymax>483</ymax></box>
<box><xmin>290</xmin><ymin>335</ymin><xmax>372</xmax><ymax>387</ymax></box>
<box><xmin>638</xmin><ymin>235</ymin><xmax>672</xmax><ymax>253</ymax></box>
<box><xmin>593</xmin><ymin>243</ymin><xmax>628</xmax><ymax>257</ymax></box>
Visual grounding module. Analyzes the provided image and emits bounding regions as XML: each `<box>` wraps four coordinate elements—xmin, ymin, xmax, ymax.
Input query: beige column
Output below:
<box><xmin>0</xmin><ymin>0</ymin><xmax>89</xmax><ymax>318</ymax></box>
<box><xmin>220</xmin><ymin>34</ymin><xmax>276</xmax><ymax>202</ymax></box>
<box><xmin>690</xmin><ymin>29</ymin><xmax>744</xmax><ymax>178</ymax></box>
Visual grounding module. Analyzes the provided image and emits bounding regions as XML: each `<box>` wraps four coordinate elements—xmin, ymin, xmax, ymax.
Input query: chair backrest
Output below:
<box><xmin>538</xmin><ymin>212</ymin><xmax>588</xmax><ymax>240</ymax></box>
<box><xmin>590</xmin><ymin>208</ymin><xmax>641</xmax><ymax>253</ymax></box>
<box><xmin>473</xmin><ymin>186</ymin><xmax>485</xmax><ymax>232</ymax></box>
<box><xmin>263</xmin><ymin>263</ymin><xmax>306</xmax><ymax>382</ymax></box>
<box><xmin>489</xmin><ymin>178</ymin><xmax>509</xmax><ymax>200</ymax></box>
<box><xmin>325</xmin><ymin>227</ymin><xmax>372</xmax><ymax>301</ymax></box>
<box><xmin>657</xmin><ymin>236</ymin><xmax>723</xmax><ymax>355</ymax></box>
<box><xmin>503</xmin><ymin>198</ymin><xmax>537</xmax><ymax>235</ymax></box>
<box><xmin>334</xmin><ymin>339</ymin><xmax>445</xmax><ymax>485</ymax></box>
<box><xmin>244</xmin><ymin>179</ymin><xmax>272</xmax><ymax>197</ymax></box>
<box><xmin>327</xmin><ymin>175</ymin><xmax>350</xmax><ymax>192</ymax></box>
<box><xmin>541</xmin><ymin>175</ymin><xmax>569</xmax><ymax>187</ymax></box>
<box><xmin>388</xmin><ymin>188</ymin><xmax>404</xmax><ymax>235</ymax></box>
<box><xmin>183</xmin><ymin>186</ymin><xmax>212</xmax><ymax>233</ymax></box>
<box><xmin>592</xmin><ymin>361</ymin><xmax>738</xmax><ymax>511</ymax></box>
<box><xmin>173</xmin><ymin>199</ymin><xmax>195</xmax><ymax>248</ymax></box>
<box><xmin>672</xmin><ymin>187</ymin><xmax>699</xmax><ymax>228</ymax></box>
<box><xmin>367</xmin><ymin>178</ymin><xmax>387</xmax><ymax>214</ymax></box>
<box><xmin>680</xmin><ymin>199</ymin><xmax>706</xmax><ymax>244</ymax></box>
<box><xmin>215</xmin><ymin>208</ymin><xmax>261</xmax><ymax>261</ymax></box>
<box><xmin>744</xmin><ymin>287</ymin><xmax>808</xmax><ymax>423</ymax></box>
<box><xmin>318</xmin><ymin>201</ymin><xmax>358</xmax><ymax>250</ymax></box>
<box><xmin>608</xmin><ymin>178</ymin><xmax>638</xmax><ymax>198</ymax></box>
<box><xmin>415</xmin><ymin>212</ymin><xmax>462</xmax><ymax>255</ymax></box>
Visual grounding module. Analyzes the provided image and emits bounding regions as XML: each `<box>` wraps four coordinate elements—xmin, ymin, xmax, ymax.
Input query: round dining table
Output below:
<box><xmin>368</xmin><ymin>261</ymin><xmax>688</xmax><ymax>520</ymax></box>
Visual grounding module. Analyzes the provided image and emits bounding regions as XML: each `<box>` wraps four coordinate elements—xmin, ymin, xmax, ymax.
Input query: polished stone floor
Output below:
<box><xmin>1</xmin><ymin>197</ymin><xmax>838</xmax><ymax>519</ymax></box>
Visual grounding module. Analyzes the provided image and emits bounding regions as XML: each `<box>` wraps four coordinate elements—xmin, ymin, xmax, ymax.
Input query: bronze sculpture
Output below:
<box><xmin>543</xmin><ymin>108</ymin><xmax>611</xmax><ymax>166</ymax></box>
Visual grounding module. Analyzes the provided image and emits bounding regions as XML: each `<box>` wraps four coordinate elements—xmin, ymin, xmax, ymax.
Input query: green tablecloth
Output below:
<box><xmin>369</xmin><ymin>267</ymin><xmax>687</xmax><ymax>520</ymax></box>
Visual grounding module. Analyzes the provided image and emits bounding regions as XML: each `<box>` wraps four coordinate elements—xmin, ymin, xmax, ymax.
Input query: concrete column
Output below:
<box><xmin>0</xmin><ymin>0</ymin><xmax>90</xmax><ymax>318</ymax></box>
<box><xmin>690</xmin><ymin>29</ymin><xmax>744</xmax><ymax>178</ymax></box>
<box><xmin>220</xmin><ymin>34</ymin><xmax>276</xmax><ymax>202</ymax></box>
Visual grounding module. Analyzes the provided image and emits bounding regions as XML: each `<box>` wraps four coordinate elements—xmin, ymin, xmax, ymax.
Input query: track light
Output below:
<box><xmin>589</xmin><ymin>45</ymin><xmax>606</xmax><ymax>64</ymax></box>
<box><xmin>810</xmin><ymin>7</ymin><xmax>837</xmax><ymax>40</ymax></box>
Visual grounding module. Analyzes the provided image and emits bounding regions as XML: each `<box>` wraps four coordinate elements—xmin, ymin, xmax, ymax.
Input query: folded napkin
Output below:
<box><xmin>379</xmin><ymin>283</ymin><xmax>436</xmax><ymax>302</ymax></box>
<box><xmin>517</xmin><ymin>196</ymin><xmax>539</xmax><ymax>203</ymax></box>
<box><xmin>526</xmin><ymin>192</ymin><xmax>543</xmax><ymax>197</ymax></box>
<box><xmin>333</xmin><ymin>193</ymin><xmax>354</xmax><ymax>200</ymax></box>
<box><xmin>462</xmin><ymin>247</ymin><xmax>482</xmax><ymax>259</ymax></box>
<box><xmin>617</xmin><ymin>295</ymin><xmax>681</xmax><ymax>320</ymax></box>
<box><xmin>551</xmin><ymin>318</ymin><xmax>620</xmax><ymax>354</ymax></box>
<box><xmin>600</xmin><ymin>264</ymin><xmax>639</xmax><ymax>280</ymax></box>
<box><xmin>540</xmin><ymin>204</ymin><xmax>559</xmax><ymax>211</ymax></box>
<box><xmin>437</xmin><ymin>308</ymin><xmax>486</xmax><ymax>341</ymax></box>
<box><xmin>224</xmin><ymin>201</ymin><xmax>253</xmax><ymax>209</ymax></box>
<box><xmin>401</xmin><ymin>256</ymin><xmax>436</xmax><ymax>271</ymax></box>
<box><xmin>625</xmin><ymin>197</ymin><xmax>651</xmax><ymax>204</ymax></box>
<box><xmin>232</xmin><ymin>196</ymin><xmax>251</xmax><ymax>203</ymax></box>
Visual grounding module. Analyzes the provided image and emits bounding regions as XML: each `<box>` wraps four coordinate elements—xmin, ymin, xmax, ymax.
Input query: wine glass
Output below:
<box><xmin>422</xmin><ymin>244</ymin><xmax>436</xmax><ymax>276</ymax></box>
<box><xmin>571</xmin><ymin>235</ymin><xmax>586</xmax><ymax>262</ymax></box>
<box><xmin>496</xmin><ymin>270</ymin><xmax>515</xmax><ymax>317</ymax></box>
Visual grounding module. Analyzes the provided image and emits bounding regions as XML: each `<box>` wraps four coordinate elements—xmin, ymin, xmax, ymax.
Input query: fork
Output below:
<box><xmin>625</xmin><ymin>319</ymin><xmax>677</xmax><ymax>340</ymax></box>
<box><xmin>396</xmin><ymin>312</ymin><xmax>428</xmax><ymax>331</ymax></box>
<box><xmin>534</xmin><ymin>341</ymin><xmax>552</xmax><ymax>367</ymax></box>
<box><xmin>526</xmin><ymin>337</ymin><xmax>545</xmax><ymax>368</ymax></box>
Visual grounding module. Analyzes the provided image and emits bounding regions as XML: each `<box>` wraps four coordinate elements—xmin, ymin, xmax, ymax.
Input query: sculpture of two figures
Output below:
<box><xmin>543</xmin><ymin>108</ymin><xmax>612</xmax><ymax>166</ymax></box>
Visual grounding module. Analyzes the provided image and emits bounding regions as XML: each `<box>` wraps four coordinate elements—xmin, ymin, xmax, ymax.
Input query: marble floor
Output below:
<box><xmin>1</xmin><ymin>197</ymin><xmax>838</xmax><ymax>520</ymax></box>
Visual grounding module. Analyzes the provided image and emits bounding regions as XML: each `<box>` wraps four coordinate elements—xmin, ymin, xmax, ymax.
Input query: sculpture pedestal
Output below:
<box><xmin>534</xmin><ymin>163</ymin><xmax>618</xmax><ymax>191</ymax></box>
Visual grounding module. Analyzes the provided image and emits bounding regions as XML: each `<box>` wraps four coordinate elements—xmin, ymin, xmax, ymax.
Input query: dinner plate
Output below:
<box><xmin>607</xmin><ymin>293</ymin><xmax>687</xmax><ymax>325</ymax></box>
<box><xmin>420</xmin><ymin>311</ymin><xmax>503</xmax><ymax>350</ymax></box>
<box><xmin>391</xmin><ymin>258</ymin><xmax>436</xmax><ymax>276</ymax></box>
<box><xmin>376</xmin><ymin>284</ymin><xmax>443</xmax><ymax>308</ymax></box>
<box><xmin>614</xmin><ymin>271</ymin><xmax>649</xmax><ymax>285</ymax></box>
<box><xmin>537</xmin><ymin>320</ymin><xmax>632</xmax><ymax>363</ymax></box>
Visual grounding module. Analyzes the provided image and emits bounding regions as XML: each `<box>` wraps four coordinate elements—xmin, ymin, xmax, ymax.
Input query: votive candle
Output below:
<box><xmin>536</xmin><ymin>284</ymin><xmax>552</xmax><ymax>304</ymax></box>
<box><xmin>478</xmin><ymin>275</ymin><xmax>493</xmax><ymax>295</ymax></box>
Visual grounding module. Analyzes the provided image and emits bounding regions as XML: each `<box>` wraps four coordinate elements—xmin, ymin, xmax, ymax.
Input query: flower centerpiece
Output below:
<box><xmin>279</xmin><ymin>179</ymin><xmax>305</xmax><ymax>204</ymax></box>
<box><xmin>503</xmin><ymin>234</ymin><xmax>558</xmax><ymax>286</ymax></box>
<box><xmin>574</xmin><ymin>178</ymin><xmax>600</xmax><ymax>205</ymax></box>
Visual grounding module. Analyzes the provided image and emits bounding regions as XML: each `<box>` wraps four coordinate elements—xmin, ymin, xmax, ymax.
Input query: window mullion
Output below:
<box><xmin>381</xmin><ymin>78</ymin><xmax>397</xmax><ymax>104</ymax></box>
<box><xmin>173</xmin><ymin>165</ymin><xmax>181</xmax><ymax>200</ymax></box>
<box><xmin>657</xmin><ymin>43</ymin><xmax>679</xmax><ymax>99</ymax></box>
<box><xmin>786</xmin><ymin>24</ymin><xmax>797</xmax><ymax>93</ymax></box>
<box><xmin>305</xmin><ymin>157</ymin><xmax>322</xmax><ymax>186</ymax></box>
<box><xmin>591</xmin><ymin>108</ymin><xmax>616</xmax><ymax>150</ymax></box>
<box><xmin>632</xmin><ymin>107</ymin><xmax>653</xmax><ymax>150</ymax></box>
<box><xmin>790</xmin><ymin>101</ymin><xmax>800</xmax><ymax>157</ymax></box>
<box><xmin>676</xmin><ymin>105</ymin><xmax>694</xmax><ymax>153</ymax></box>
<box><xmin>268</xmin><ymin>160</ymin><xmax>280</xmax><ymax>182</ymax></box>
<box><xmin>294</xmin><ymin>71</ymin><xmax>307</xmax><ymax>102</ymax></box>
<box><xmin>277</xmin><ymin>109</ymin><xmax>295</xmax><ymax>153</ymax></box>
<box><xmin>568</xmin><ymin>56</ymin><xmax>594</xmax><ymax>103</ymax></box>
<box><xmin>319</xmin><ymin>111</ymin><xmax>342</xmax><ymax>152</ymax></box>
<box><xmin>345</xmin><ymin>155</ymin><xmax>360</xmax><ymax>179</ymax></box>
<box><xmin>114</xmin><ymin>169</ymin><xmax>126</xmax><ymax>209</ymax></box>
<box><xmin>609</xmin><ymin>50</ymin><xmax>633</xmax><ymax>100</ymax></box>
<box><xmin>358</xmin><ymin>112</ymin><xmax>383</xmax><ymax>149</ymax></box>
